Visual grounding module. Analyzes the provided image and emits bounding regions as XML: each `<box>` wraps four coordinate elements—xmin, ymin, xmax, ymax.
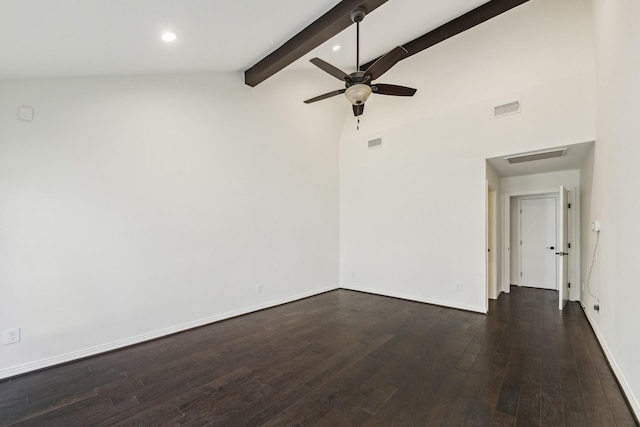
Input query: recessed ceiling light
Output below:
<box><xmin>332</xmin><ymin>45</ymin><xmax>341</xmax><ymax>52</ymax></box>
<box><xmin>162</xmin><ymin>32</ymin><xmax>177</xmax><ymax>42</ymax></box>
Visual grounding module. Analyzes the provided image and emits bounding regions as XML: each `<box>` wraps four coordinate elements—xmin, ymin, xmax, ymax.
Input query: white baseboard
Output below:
<box><xmin>0</xmin><ymin>285</ymin><xmax>339</xmax><ymax>380</ymax></box>
<box><xmin>340</xmin><ymin>285</ymin><xmax>487</xmax><ymax>314</ymax></box>
<box><xmin>583</xmin><ymin>307</ymin><xmax>640</xmax><ymax>421</ymax></box>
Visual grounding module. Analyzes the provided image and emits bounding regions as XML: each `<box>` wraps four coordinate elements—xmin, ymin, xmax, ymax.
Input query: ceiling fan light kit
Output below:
<box><xmin>345</xmin><ymin>84</ymin><xmax>372</xmax><ymax>105</ymax></box>
<box><xmin>304</xmin><ymin>6</ymin><xmax>417</xmax><ymax>122</ymax></box>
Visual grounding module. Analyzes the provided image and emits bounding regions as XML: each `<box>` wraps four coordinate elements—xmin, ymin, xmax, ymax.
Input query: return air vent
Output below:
<box><xmin>494</xmin><ymin>100</ymin><xmax>521</xmax><ymax>118</ymax></box>
<box><xmin>368</xmin><ymin>138</ymin><xmax>382</xmax><ymax>149</ymax></box>
<box><xmin>505</xmin><ymin>148</ymin><xmax>567</xmax><ymax>164</ymax></box>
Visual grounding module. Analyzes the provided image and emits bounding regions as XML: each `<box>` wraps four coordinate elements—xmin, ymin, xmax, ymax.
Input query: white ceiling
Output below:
<box><xmin>487</xmin><ymin>141</ymin><xmax>594</xmax><ymax>178</ymax></box>
<box><xmin>0</xmin><ymin>0</ymin><xmax>490</xmax><ymax>80</ymax></box>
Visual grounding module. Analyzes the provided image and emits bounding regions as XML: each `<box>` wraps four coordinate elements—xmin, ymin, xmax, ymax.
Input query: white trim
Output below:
<box><xmin>0</xmin><ymin>285</ymin><xmax>339</xmax><ymax>380</ymax></box>
<box><xmin>571</xmin><ymin>186</ymin><xmax>581</xmax><ymax>302</ymax></box>
<box><xmin>341</xmin><ymin>285</ymin><xmax>487</xmax><ymax>314</ymax></box>
<box><xmin>485</xmin><ymin>180</ymin><xmax>490</xmax><ymax>308</ymax></box>
<box><xmin>501</xmin><ymin>193</ymin><xmax>512</xmax><ymax>294</ymax></box>
<box><xmin>583</xmin><ymin>308</ymin><xmax>640</xmax><ymax>420</ymax></box>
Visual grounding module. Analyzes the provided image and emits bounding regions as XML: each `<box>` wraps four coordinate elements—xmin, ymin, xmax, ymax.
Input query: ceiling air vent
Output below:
<box><xmin>505</xmin><ymin>148</ymin><xmax>568</xmax><ymax>164</ymax></box>
<box><xmin>494</xmin><ymin>100</ymin><xmax>521</xmax><ymax>118</ymax></box>
<box><xmin>368</xmin><ymin>138</ymin><xmax>382</xmax><ymax>149</ymax></box>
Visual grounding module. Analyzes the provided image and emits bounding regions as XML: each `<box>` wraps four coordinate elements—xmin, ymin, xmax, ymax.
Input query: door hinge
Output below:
<box><xmin>520</xmin><ymin>240</ymin><xmax>522</xmax><ymax>245</ymax></box>
<box><xmin>520</xmin><ymin>209</ymin><xmax>522</xmax><ymax>214</ymax></box>
<box><xmin>568</xmin><ymin>282</ymin><xmax>571</xmax><ymax>288</ymax></box>
<box><xmin>520</xmin><ymin>272</ymin><xmax>523</xmax><ymax>277</ymax></box>
<box><xmin>568</xmin><ymin>243</ymin><xmax>571</xmax><ymax>249</ymax></box>
<box><xmin>568</xmin><ymin>203</ymin><xmax>571</xmax><ymax>208</ymax></box>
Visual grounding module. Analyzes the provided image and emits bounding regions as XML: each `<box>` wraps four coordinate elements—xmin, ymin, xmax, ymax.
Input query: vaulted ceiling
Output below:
<box><xmin>1</xmin><ymin>0</ymin><xmax>500</xmax><ymax>80</ymax></box>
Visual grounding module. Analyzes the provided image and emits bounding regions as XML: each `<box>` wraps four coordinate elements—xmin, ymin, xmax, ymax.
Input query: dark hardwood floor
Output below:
<box><xmin>0</xmin><ymin>287</ymin><xmax>637</xmax><ymax>426</ymax></box>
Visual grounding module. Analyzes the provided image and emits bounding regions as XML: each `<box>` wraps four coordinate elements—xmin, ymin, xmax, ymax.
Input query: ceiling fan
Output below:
<box><xmin>304</xmin><ymin>7</ymin><xmax>417</xmax><ymax>118</ymax></box>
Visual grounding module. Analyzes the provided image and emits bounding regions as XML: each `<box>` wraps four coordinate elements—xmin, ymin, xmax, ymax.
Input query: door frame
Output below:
<box><xmin>500</xmin><ymin>188</ymin><xmax>580</xmax><ymax>302</ymax></box>
<box><xmin>559</xmin><ymin>185</ymin><xmax>570</xmax><ymax>309</ymax></box>
<box><xmin>487</xmin><ymin>185</ymin><xmax>498</xmax><ymax>301</ymax></box>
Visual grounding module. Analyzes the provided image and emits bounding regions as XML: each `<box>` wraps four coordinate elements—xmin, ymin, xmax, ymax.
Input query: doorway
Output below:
<box><xmin>519</xmin><ymin>195</ymin><xmax>557</xmax><ymax>290</ymax></box>
<box><xmin>486</xmin><ymin>142</ymin><xmax>590</xmax><ymax>310</ymax></box>
<box><xmin>501</xmin><ymin>187</ymin><xmax>573</xmax><ymax>310</ymax></box>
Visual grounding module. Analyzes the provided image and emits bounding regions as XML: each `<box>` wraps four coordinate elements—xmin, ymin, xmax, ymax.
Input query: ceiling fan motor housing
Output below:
<box><xmin>345</xmin><ymin>71</ymin><xmax>368</xmax><ymax>86</ymax></box>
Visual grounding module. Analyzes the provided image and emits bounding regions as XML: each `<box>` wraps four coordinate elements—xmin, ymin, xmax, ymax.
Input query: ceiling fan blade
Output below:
<box><xmin>304</xmin><ymin>89</ymin><xmax>346</xmax><ymax>104</ymax></box>
<box><xmin>352</xmin><ymin>104</ymin><xmax>365</xmax><ymax>117</ymax></box>
<box><xmin>363</xmin><ymin>46</ymin><xmax>408</xmax><ymax>80</ymax></box>
<box><xmin>310</xmin><ymin>58</ymin><xmax>350</xmax><ymax>81</ymax></box>
<box><xmin>372</xmin><ymin>84</ymin><xmax>417</xmax><ymax>97</ymax></box>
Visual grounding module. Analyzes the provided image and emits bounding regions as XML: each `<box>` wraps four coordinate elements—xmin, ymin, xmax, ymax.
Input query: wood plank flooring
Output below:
<box><xmin>0</xmin><ymin>287</ymin><xmax>637</xmax><ymax>426</ymax></box>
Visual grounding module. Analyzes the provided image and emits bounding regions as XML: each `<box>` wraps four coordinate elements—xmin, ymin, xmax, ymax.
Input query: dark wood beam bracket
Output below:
<box><xmin>244</xmin><ymin>0</ymin><xmax>388</xmax><ymax>87</ymax></box>
<box><xmin>360</xmin><ymin>0</ymin><xmax>529</xmax><ymax>71</ymax></box>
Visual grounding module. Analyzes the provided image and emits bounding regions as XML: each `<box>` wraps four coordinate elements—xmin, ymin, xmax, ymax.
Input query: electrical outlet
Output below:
<box><xmin>18</xmin><ymin>106</ymin><xmax>34</xmax><ymax>121</ymax></box>
<box><xmin>256</xmin><ymin>283</ymin><xmax>262</xmax><ymax>294</ymax></box>
<box><xmin>455</xmin><ymin>281</ymin><xmax>462</xmax><ymax>290</ymax></box>
<box><xmin>4</xmin><ymin>328</ymin><xmax>21</xmax><ymax>345</ymax></box>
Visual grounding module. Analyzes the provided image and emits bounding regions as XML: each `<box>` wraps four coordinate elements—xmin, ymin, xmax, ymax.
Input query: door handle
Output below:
<box><xmin>546</xmin><ymin>246</ymin><xmax>555</xmax><ymax>250</ymax></box>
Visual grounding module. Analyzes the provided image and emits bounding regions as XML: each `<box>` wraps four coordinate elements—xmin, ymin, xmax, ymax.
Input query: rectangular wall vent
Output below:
<box><xmin>494</xmin><ymin>100</ymin><xmax>521</xmax><ymax>117</ymax></box>
<box><xmin>505</xmin><ymin>148</ymin><xmax>567</xmax><ymax>164</ymax></box>
<box><xmin>368</xmin><ymin>138</ymin><xmax>382</xmax><ymax>149</ymax></box>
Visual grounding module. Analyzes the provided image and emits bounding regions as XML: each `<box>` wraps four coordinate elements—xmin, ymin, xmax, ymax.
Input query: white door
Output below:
<box><xmin>520</xmin><ymin>197</ymin><xmax>557</xmax><ymax>289</ymax></box>
<box><xmin>558</xmin><ymin>186</ymin><xmax>569</xmax><ymax>309</ymax></box>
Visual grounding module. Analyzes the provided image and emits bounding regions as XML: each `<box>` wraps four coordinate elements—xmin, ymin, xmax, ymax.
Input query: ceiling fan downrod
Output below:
<box><xmin>351</xmin><ymin>7</ymin><xmax>366</xmax><ymax>131</ymax></box>
<box><xmin>350</xmin><ymin>7</ymin><xmax>366</xmax><ymax>71</ymax></box>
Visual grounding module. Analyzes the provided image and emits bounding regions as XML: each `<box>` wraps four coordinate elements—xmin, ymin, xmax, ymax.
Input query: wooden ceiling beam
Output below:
<box><xmin>244</xmin><ymin>0</ymin><xmax>388</xmax><ymax>87</ymax></box>
<box><xmin>360</xmin><ymin>0</ymin><xmax>529</xmax><ymax>71</ymax></box>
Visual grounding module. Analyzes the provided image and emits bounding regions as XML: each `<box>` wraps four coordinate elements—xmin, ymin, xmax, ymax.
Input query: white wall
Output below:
<box><xmin>486</xmin><ymin>162</ymin><xmax>501</xmax><ymax>193</ymax></box>
<box><xmin>339</xmin><ymin>0</ymin><xmax>595</xmax><ymax>313</ymax></box>
<box><xmin>501</xmin><ymin>169</ymin><xmax>581</xmax><ymax>194</ymax></box>
<box><xmin>583</xmin><ymin>0</ymin><xmax>640</xmax><ymax>416</ymax></box>
<box><xmin>0</xmin><ymin>70</ymin><xmax>345</xmax><ymax>378</ymax></box>
<box><xmin>500</xmin><ymin>170</ymin><xmax>581</xmax><ymax>301</ymax></box>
